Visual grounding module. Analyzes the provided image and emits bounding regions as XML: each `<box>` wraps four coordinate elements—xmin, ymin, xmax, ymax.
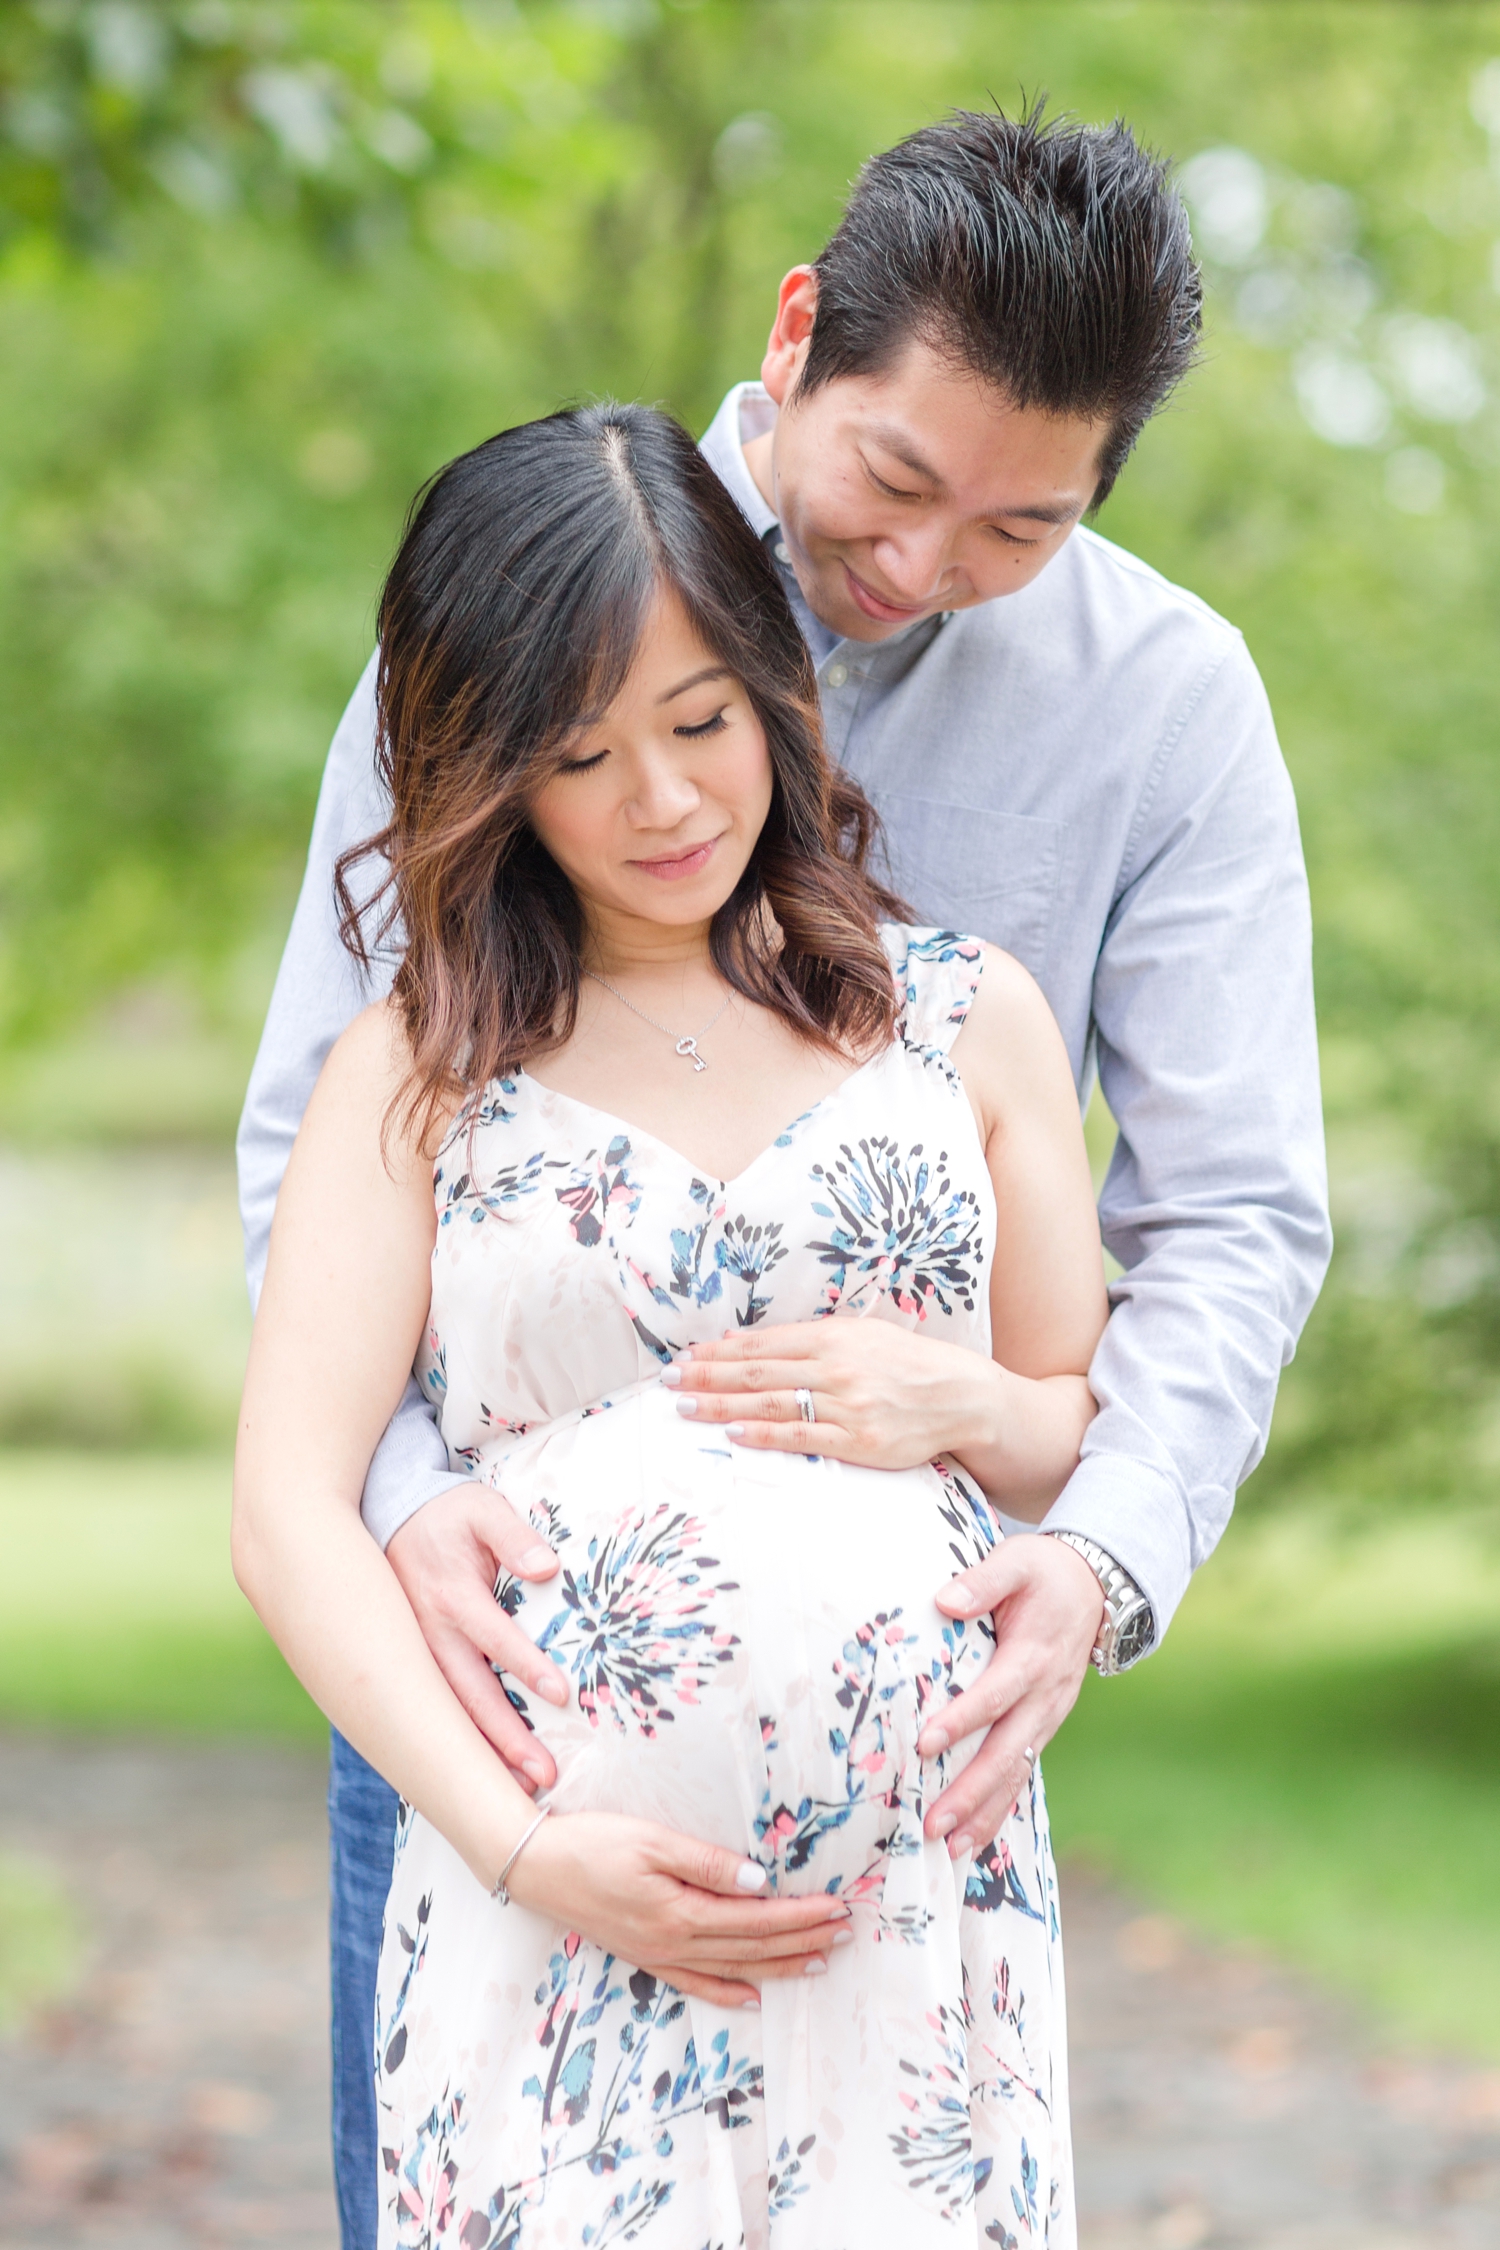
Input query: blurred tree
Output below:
<box><xmin>0</xmin><ymin>0</ymin><xmax>1498</xmax><ymax>1515</ymax></box>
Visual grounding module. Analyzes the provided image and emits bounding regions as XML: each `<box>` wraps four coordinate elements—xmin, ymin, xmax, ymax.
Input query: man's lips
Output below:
<box><xmin>629</xmin><ymin>836</ymin><xmax>720</xmax><ymax>881</ymax></box>
<box><xmin>842</xmin><ymin>561</ymin><xmax>933</xmax><ymax>625</ymax></box>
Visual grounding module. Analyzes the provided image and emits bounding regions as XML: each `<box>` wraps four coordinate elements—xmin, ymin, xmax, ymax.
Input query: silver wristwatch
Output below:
<box><xmin>1043</xmin><ymin>1531</ymin><xmax>1155</xmax><ymax>1675</ymax></box>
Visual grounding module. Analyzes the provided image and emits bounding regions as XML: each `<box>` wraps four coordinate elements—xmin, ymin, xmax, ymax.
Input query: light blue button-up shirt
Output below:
<box><xmin>237</xmin><ymin>382</ymin><xmax>1331</xmax><ymax>1645</ymax></box>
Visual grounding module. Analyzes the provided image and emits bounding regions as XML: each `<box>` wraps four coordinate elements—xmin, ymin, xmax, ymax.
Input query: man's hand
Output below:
<box><xmin>918</xmin><ymin>1533</ymin><xmax>1104</xmax><ymax>1857</ymax></box>
<box><xmin>386</xmin><ymin>1484</ymin><xmax>568</xmax><ymax>1793</ymax></box>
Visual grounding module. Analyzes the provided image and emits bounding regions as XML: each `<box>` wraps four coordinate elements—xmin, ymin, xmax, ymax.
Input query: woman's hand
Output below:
<box><xmin>505</xmin><ymin>1813</ymin><xmax>853</xmax><ymax>2009</ymax></box>
<box><xmin>663</xmin><ymin>1319</ymin><xmax>996</xmax><ymax>1470</ymax></box>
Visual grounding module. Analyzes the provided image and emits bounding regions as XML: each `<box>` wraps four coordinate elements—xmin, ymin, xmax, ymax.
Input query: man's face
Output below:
<box><xmin>756</xmin><ymin>272</ymin><xmax>1109</xmax><ymax>645</ymax></box>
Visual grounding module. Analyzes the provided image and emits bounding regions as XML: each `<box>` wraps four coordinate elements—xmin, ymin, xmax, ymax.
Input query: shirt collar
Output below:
<box><xmin>699</xmin><ymin>380</ymin><xmax>779</xmax><ymax>539</ymax></box>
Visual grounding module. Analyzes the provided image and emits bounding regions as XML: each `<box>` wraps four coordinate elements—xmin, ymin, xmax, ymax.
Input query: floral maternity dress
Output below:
<box><xmin>375</xmin><ymin>926</ymin><xmax>1073</xmax><ymax>2250</ymax></box>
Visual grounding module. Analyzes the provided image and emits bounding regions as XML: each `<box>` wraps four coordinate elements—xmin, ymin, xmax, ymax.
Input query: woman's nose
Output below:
<box><xmin>626</xmin><ymin>757</ymin><xmax>700</xmax><ymax>829</ymax></box>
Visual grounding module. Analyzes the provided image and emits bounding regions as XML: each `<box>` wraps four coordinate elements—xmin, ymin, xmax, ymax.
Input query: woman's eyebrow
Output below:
<box><xmin>657</xmin><ymin>665</ymin><xmax>732</xmax><ymax>704</ymax></box>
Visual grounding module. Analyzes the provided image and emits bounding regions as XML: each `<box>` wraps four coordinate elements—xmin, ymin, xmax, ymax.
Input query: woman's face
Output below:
<box><xmin>527</xmin><ymin>587</ymin><xmax>775</xmax><ymax>946</ymax></box>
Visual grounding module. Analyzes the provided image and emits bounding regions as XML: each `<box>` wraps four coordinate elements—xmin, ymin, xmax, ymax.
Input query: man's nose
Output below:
<box><xmin>869</xmin><ymin>524</ymin><xmax>953</xmax><ymax>604</ymax></box>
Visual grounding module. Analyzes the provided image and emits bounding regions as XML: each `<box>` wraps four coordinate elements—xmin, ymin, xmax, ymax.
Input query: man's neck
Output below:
<box><xmin>742</xmin><ymin>424</ymin><xmax>776</xmax><ymax>516</ymax></box>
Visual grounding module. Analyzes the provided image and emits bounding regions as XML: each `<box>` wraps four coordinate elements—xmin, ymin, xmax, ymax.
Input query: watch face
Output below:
<box><xmin>1114</xmin><ymin>1606</ymin><xmax>1155</xmax><ymax>1667</ymax></box>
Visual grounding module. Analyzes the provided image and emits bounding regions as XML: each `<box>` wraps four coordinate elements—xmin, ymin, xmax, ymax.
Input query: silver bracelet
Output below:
<box><xmin>491</xmin><ymin>1803</ymin><xmax>553</xmax><ymax>1905</ymax></box>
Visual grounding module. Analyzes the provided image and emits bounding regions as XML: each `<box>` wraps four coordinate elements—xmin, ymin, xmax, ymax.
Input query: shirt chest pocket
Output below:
<box><xmin>867</xmin><ymin>793</ymin><xmax>1066</xmax><ymax>978</ymax></box>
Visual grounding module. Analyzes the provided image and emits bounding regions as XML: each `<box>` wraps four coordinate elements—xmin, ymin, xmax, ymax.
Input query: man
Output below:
<box><xmin>239</xmin><ymin>105</ymin><xmax>1329</xmax><ymax>2248</ymax></box>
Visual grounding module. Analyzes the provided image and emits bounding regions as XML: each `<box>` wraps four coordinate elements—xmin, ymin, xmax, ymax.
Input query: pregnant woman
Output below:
<box><xmin>234</xmin><ymin>403</ymin><xmax>1107</xmax><ymax>2249</ymax></box>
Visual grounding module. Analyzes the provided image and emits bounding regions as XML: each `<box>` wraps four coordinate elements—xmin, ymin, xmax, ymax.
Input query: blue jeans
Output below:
<box><xmin>328</xmin><ymin>1728</ymin><xmax>400</xmax><ymax>2250</ymax></box>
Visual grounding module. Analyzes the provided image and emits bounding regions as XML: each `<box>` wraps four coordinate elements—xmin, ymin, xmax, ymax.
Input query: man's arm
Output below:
<box><xmin>1043</xmin><ymin>633</ymin><xmax>1331</xmax><ymax>1640</ymax></box>
<box><xmin>924</xmin><ymin>632</ymin><xmax>1330</xmax><ymax>1852</ymax></box>
<box><xmin>237</xmin><ymin>653</ymin><xmax>471</xmax><ymax>1541</ymax></box>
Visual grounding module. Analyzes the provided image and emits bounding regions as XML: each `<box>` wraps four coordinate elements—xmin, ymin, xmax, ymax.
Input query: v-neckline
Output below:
<box><xmin>515</xmin><ymin>1045</ymin><xmax>893</xmax><ymax>1193</ymax></box>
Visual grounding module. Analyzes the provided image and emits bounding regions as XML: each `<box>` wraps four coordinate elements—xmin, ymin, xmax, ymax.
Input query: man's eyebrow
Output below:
<box><xmin>997</xmin><ymin>498</ymin><xmax>1088</xmax><ymax>527</ymax></box>
<box><xmin>866</xmin><ymin>422</ymin><xmax>946</xmax><ymax>486</ymax></box>
<box><xmin>657</xmin><ymin>664</ymin><xmax>731</xmax><ymax>705</ymax></box>
<box><xmin>865</xmin><ymin>422</ymin><xmax>1088</xmax><ymax>525</ymax></box>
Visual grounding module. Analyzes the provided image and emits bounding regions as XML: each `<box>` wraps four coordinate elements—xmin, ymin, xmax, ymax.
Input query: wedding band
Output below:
<box><xmin>794</xmin><ymin>1386</ymin><xmax>817</xmax><ymax>1425</ymax></box>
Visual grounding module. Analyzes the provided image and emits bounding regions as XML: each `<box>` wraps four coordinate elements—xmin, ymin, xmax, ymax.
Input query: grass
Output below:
<box><xmin>0</xmin><ymin>1451</ymin><xmax>320</xmax><ymax>1740</ymax></box>
<box><xmin>1046</xmin><ymin>1508</ymin><xmax>1500</xmax><ymax>2059</ymax></box>
<box><xmin>2</xmin><ymin>1448</ymin><xmax>1498</xmax><ymax>2057</ymax></box>
<box><xmin>0</xmin><ymin>1851</ymin><xmax>82</xmax><ymax>2030</ymax></box>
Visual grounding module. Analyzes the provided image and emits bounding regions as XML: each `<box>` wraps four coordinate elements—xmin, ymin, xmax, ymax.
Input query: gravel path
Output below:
<box><xmin>0</xmin><ymin>1737</ymin><xmax>1496</xmax><ymax>2249</ymax></box>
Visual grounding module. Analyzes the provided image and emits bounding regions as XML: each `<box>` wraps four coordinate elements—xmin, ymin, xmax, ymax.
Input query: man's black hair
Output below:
<box><xmin>802</xmin><ymin>100</ymin><xmax>1202</xmax><ymax>505</ymax></box>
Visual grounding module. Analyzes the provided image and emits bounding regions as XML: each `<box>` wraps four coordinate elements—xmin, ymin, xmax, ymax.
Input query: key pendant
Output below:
<box><xmin>675</xmin><ymin>1036</ymin><xmax>708</xmax><ymax>1072</ymax></box>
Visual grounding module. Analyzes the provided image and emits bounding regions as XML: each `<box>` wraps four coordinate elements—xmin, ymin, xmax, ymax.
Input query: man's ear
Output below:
<box><xmin>760</xmin><ymin>267</ymin><xmax>818</xmax><ymax>408</ymax></box>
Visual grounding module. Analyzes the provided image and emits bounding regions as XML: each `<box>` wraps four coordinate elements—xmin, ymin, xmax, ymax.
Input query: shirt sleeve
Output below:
<box><xmin>1040</xmin><ymin>633</ymin><xmax>1332</xmax><ymax>1643</ymax></box>
<box><xmin>234</xmin><ymin>650</ymin><xmax>470</xmax><ymax>1548</ymax></box>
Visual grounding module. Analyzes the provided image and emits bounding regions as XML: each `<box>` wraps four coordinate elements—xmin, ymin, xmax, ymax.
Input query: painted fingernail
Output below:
<box><xmin>947</xmin><ymin>1832</ymin><xmax>974</xmax><ymax>1861</ymax></box>
<box><xmin>534</xmin><ymin>1670</ymin><xmax>569</xmax><ymax>1707</ymax></box>
<box><xmin>735</xmin><ymin>1861</ymin><xmax>768</xmax><ymax>1893</ymax></box>
<box><xmin>725</xmin><ymin>1422</ymin><xmax>746</xmax><ymax>1440</ymax></box>
<box><xmin>803</xmin><ymin>1957</ymin><xmax>829</xmax><ymax>1977</ymax></box>
<box><xmin>519</xmin><ymin>1545</ymin><xmax>555</xmax><ymax>1573</ymax></box>
<box><xmin>661</xmin><ymin>1365</ymin><xmax>683</xmax><ymax>1387</ymax></box>
<box><xmin>674</xmin><ymin>1397</ymin><xmax>699</xmax><ymax>1418</ymax></box>
<box><xmin>832</xmin><ymin>1928</ymin><xmax>855</xmax><ymax>1948</ymax></box>
<box><xmin>919</xmin><ymin>1726</ymin><xmax>948</xmax><ymax>1757</ymax></box>
<box><xmin>929</xmin><ymin>1812</ymin><xmax>957</xmax><ymax>1840</ymax></box>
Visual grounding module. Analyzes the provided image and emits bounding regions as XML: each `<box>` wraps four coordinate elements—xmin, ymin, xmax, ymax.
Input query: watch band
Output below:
<box><xmin>1042</xmin><ymin>1530</ymin><xmax>1155</xmax><ymax>1676</ymax></box>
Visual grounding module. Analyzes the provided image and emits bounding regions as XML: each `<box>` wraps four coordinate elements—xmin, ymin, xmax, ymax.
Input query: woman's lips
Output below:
<box><xmin>630</xmin><ymin>836</ymin><xmax>720</xmax><ymax>881</ymax></box>
<box><xmin>843</xmin><ymin>562</ymin><xmax>930</xmax><ymax>624</ymax></box>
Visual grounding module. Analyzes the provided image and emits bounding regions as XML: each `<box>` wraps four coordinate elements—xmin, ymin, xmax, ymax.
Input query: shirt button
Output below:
<box><xmin>774</xmin><ymin>540</ymin><xmax>790</xmax><ymax>563</ymax></box>
<box><xmin>825</xmin><ymin>662</ymin><xmax>848</xmax><ymax>688</ymax></box>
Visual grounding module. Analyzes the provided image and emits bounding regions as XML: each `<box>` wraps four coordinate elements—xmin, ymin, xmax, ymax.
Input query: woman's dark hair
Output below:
<box><xmin>802</xmin><ymin>100</ymin><xmax>1202</xmax><ymax>505</ymax></box>
<box><xmin>337</xmin><ymin>402</ymin><xmax>906</xmax><ymax>1135</ymax></box>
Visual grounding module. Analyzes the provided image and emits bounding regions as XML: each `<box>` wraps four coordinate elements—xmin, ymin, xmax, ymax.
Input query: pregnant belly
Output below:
<box><xmin>481</xmin><ymin>1384</ymin><xmax>999</xmax><ymax>1905</ymax></box>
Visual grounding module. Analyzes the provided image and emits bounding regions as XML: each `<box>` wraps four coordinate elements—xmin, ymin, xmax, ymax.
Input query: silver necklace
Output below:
<box><xmin>585</xmin><ymin>972</ymin><xmax>732</xmax><ymax>1072</ymax></box>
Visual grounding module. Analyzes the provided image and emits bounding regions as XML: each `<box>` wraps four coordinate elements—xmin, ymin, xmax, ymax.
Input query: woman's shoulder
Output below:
<box><xmin>311</xmin><ymin>998</ymin><xmax>464</xmax><ymax>1164</ymax></box>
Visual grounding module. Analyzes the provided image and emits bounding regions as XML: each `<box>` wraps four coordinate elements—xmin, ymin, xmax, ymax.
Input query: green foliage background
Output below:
<box><xmin>3</xmin><ymin>0</ymin><xmax>1500</xmax><ymax>2053</ymax></box>
<box><xmin>0</xmin><ymin>4</ymin><xmax>1493</xmax><ymax>1494</ymax></box>
<box><xmin>3</xmin><ymin>0</ymin><xmax>1499</xmax><ymax>1521</ymax></box>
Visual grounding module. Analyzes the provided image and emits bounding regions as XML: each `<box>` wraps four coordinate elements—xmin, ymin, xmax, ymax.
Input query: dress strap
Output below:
<box><xmin>880</xmin><ymin>923</ymin><xmax>986</xmax><ymax>1056</ymax></box>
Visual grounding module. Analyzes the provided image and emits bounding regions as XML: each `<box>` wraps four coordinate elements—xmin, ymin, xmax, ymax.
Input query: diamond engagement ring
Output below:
<box><xmin>793</xmin><ymin>1386</ymin><xmax>817</xmax><ymax>1424</ymax></box>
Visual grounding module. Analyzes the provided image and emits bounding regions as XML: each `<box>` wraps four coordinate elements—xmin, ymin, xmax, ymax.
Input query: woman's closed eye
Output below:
<box><xmin>674</xmin><ymin>709</ymin><xmax>728</xmax><ymax>739</ymax></box>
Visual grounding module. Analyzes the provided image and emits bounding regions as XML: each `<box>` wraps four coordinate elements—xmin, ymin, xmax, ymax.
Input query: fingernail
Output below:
<box><xmin>919</xmin><ymin>1726</ymin><xmax>948</xmax><ymax>1757</ymax></box>
<box><xmin>674</xmin><ymin>1397</ymin><xmax>699</xmax><ymax>1418</ymax></box>
<box><xmin>519</xmin><ymin>1545</ymin><xmax>556</xmax><ymax>1573</ymax></box>
<box><xmin>522</xmin><ymin>1758</ymin><xmax>549</xmax><ymax>1788</ymax></box>
<box><xmin>661</xmin><ymin>1365</ymin><xmax>683</xmax><ymax>1387</ymax></box>
<box><xmin>741</xmin><ymin>1995</ymin><xmax>761</xmax><ymax>2010</ymax></box>
<box><xmin>947</xmin><ymin>1832</ymin><xmax>974</xmax><ymax>1861</ymax></box>
<box><xmin>534</xmin><ymin>1671</ymin><xmax>569</xmax><ymax>1707</ymax></box>
<box><xmin>930</xmin><ymin>1812</ymin><xmax>957</xmax><ymax>1840</ymax></box>
<box><xmin>832</xmin><ymin>1928</ymin><xmax>855</xmax><ymax>1948</ymax></box>
<box><xmin>725</xmin><ymin>1422</ymin><xmax>746</xmax><ymax>1440</ymax></box>
<box><xmin>803</xmin><ymin>1957</ymin><xmax>829</xmax><ymax>1977</ymax></box>
<box><xmin>735</xmin><ymin>1861</ymin><xmax>768</xmax><ymax>1893</ymax></box>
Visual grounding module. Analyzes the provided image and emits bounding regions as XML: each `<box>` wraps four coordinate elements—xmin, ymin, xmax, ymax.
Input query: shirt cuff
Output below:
<box><xmin>1040</xmin><ymin>1454</ymin><xmax>1194</xmax><ymax>1653</ymax></box>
